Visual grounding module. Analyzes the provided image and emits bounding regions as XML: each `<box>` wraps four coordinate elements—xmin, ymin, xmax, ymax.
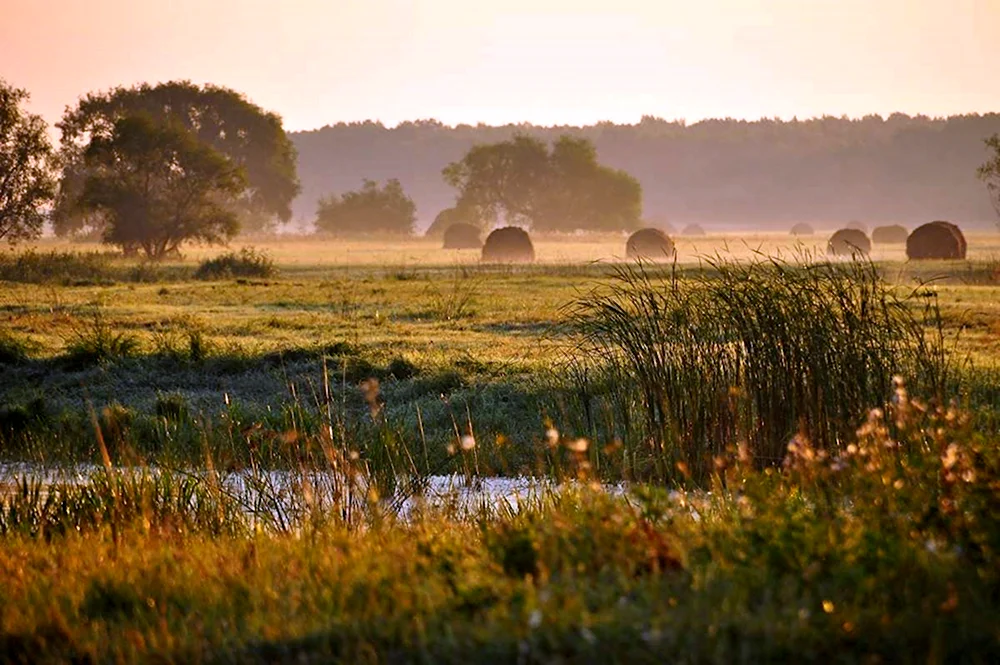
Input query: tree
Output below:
<box><xmin>54</xmin><ymin>81</ymin><xmax>298</xmax><ymax>237</ymax></box>
<box><xmin>978</xmin><ymin>134</ymin><xmax>1000</xmax><ymax>223</ymax></box>
<box><xmin>442</xmin><ymin>134</ymin><xmax>642</xmax><ymax>232</ymax></box>
<box><xmin>0</xmin><ymin>80</ymin><xmax>56</xmax><ymax>243</ymax></box>
<box><xmin>442</xmin><ymin>135</ymin><xmax>550</xmax><ymax>228</ymax></box>
<box><xmin>79</xmin><ymin>113</ymin><xmax>247</xmax><ymax>259</ymax></box>
<box><xmin>315</xmin><ymin>179</ymin><xmax>415</xmax><ymax>236</ymax></box>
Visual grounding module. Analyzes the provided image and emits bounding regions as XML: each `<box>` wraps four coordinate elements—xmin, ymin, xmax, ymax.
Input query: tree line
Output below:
<box><xmin>3</xmin><ymin>77</ymin><xmax>1000</xmax><ymax>259</ymax></box>
<box><xmin>294</xmin><ymin>114</ymin><xmax>1000</xmax><ymax>229</ymax></box>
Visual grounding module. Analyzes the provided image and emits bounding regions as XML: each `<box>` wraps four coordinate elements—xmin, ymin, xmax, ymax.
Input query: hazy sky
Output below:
<box><xmin>3</xmin><ymin>0</ymin><xmax>998</xmax><ymax>131</ymax></box>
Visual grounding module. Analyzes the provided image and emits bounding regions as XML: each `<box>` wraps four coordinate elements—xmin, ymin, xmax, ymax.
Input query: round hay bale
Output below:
<box><xmin>481</xmin><ymin>227</ymin><xmax>535</xmax><ymax>263</ymax></box>
<box><xmin>871</xmin><ymin>224</ymin><xmax>908</xmax><ymax>244</ymax></box>
<box><xmin>682</xmin><ymin>224</ymin><xmax>706</xmax><ymax>236</ymax></box>
<box><xmin>906</xmin><ymin>221</ymin><xmax>967</xmax><ymax>260</ymax></box>
<box><xmin>846</xmin><ymin>220</ymin><xmax>868</xmax><ymax>233</ymax></box>
<box><xmin>827</xmin><ymin>229</ymin><xmax>871</xmax><ymax>256</ymax></box>
<box><xmin>442</xmin><ymin>223</ymin><xmax>482</xmax><ymax>249</ymax></box>
<box><xmin>790</xmin><ymin>223</ymin><xmax>815</xmax><ymax>236</ymax></box>
<box><xmin>626</xmin><ymin>228</ymin><xmax>675</xmax><ymax>260</ymax></box>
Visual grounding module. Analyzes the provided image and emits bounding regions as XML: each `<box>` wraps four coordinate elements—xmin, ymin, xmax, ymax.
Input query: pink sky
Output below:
<box><xmin>3</xmin><ymin>0</ymin><xmax>998</xmax><ymax>131</ymax></box>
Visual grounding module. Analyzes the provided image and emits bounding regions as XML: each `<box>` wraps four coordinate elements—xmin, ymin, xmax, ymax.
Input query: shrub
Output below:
<box><xmin>481</xmin><ymin>227</ymin><xmax>535</xmax><ymax>263</ymax></box>
<box><xmin>0</xmin><ymin>330</ymin><xmax>34</xmax><ymax>364</ymax></box>
<box><xmin>0</xmin><ymin>250</ymin><xmax>117</xmax><ymax>284</ymax></box>
<box><xmin>63</xmin><ymin>309</ymin><xmax>139</xmax><ymax>367</ymax></box>
<box><xmin>625</xmin><ymin>228</ymin><xmax>674</xmax><ymax>261</ymax></box>
<box><xmin>194</xmin><ymin>247</ymin><xmax>276</xmax><ymax>280</ymax></box>
<box><xmin>789</xmin><ymin>222</ymin><xmax>814</xmax><ymax>236</ymax></box>
<box><xmin>906</xmin><ymin>221</ymin><xmax>967</xmax><ymax>260</ymax></box>
<box><xmin>681</xmin><ymin>224</ymin><xmax>706</xmax><ymax>236</ymax></box>
<box><xmin>827</xmin><ymin>228</ymin><xmax>871</xmax><ymax>256</ymax></box>
<box><xmin>871</xmin><ymin>224</ymin><xmax>908</xmax><ymax>244</ymax></box>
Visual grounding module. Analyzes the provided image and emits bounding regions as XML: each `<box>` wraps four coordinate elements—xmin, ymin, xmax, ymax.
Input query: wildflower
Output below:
<box><xmin>822</xmin><ymin>600</ymin><xmax>835</xmax><ymax>614</ymax></box>
<box><xmin>565</xmin><ymin>438</ymin><xmax>589</xmax><ymax>453</ymax></box>
<box><xmin>460</xmin><ymin>435</ymin><xmax>476</xmax><ymax>451</ymax></box>
<box><xmin>545</xmin><ymin>427</ymin><xmax>559</xmax><ymax>446</ymax></box>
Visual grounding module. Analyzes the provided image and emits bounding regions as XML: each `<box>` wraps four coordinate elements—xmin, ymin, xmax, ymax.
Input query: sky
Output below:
<box><xmin>2</xmin><ymin>0</ymin><xmax>999</xmax><ymax>132</ymax></box>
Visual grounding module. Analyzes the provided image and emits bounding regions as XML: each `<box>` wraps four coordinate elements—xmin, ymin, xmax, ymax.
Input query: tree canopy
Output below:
<box><xmin>442</xmin><ymin>135</ymin><xmax>642</xmax><ymax>232</ymax></box>
<box><xmin>978</xmin><ymin>134</ymin><xmax>1000</xmax><ymax>224</ymax></box>
<box><xmin>0</xmin><ymin>80</ymin><xmax>56</xmax><ymax>244</ymax></box>
<box><xmin>55</xmin><ymin>81</ymin><xmax>298</xmax><ymax>236</ymax></box>
<box><xmin>79</xmin><ymin>113</ymin><xmax>247</xmax><ymax>259</ymax></box>
<box><xmin>291</xmin><ymin>114</ymin><xmax>1000</xmax><ymax>228</ymax></box>
<box><xmin>315</xmin><ymin>179</ymin><xmax>416</xmax><ymax>236</ymax></box>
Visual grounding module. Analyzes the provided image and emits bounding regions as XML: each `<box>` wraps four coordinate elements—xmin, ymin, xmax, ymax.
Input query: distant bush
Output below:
<box><xmin>789</xmin><ymin>222</ymin><xmax>814</xmax><ymax>236</ymax></box>
<box><xmin>194</xmin><ymin>247</ymin><xmax>276</xmax><ymax>280</ymax></box>
<box><xmin>0</xmin><ymin>250</ymin><xmax>189</xmax><ymax>284</ymax></box>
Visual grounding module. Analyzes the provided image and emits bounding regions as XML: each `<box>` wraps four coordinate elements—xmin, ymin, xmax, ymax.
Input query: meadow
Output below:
<box><xmin>1</xmin><ymin>232</ymin><xmax>999</xmax><ymax>662</ymax></box>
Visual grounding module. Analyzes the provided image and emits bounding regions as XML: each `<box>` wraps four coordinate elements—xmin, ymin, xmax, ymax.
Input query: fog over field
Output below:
<box><xmin>290</xmin><ymin>114</ymin><xmax>1000</xmax><ymax>231</ymax></box>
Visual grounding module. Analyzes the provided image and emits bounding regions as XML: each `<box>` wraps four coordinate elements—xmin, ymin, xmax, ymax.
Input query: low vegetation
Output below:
<box><xmin>3</xmin><ymin>237</ymin><xmax>1000</xmax><ymax>661</ymax></box>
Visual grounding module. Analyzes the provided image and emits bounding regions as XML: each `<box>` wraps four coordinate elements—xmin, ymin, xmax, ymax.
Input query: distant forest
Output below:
<box><xmin>291</xmin><ymin>114</ymin><xmax>1000</xmax><ymax>231</ymax></box>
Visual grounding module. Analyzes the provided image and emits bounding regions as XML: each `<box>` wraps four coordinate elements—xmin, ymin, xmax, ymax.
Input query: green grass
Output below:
<box><xmin>3</xmin><ymin>238</ymin><xmax>1000</xmax><ymax>661</ymax></box>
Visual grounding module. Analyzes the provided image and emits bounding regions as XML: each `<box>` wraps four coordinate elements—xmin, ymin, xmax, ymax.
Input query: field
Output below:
<box><xmin>2</xmin><ymin>233</ymin><xmax>1000</xmax><ymax>662</ymax></box>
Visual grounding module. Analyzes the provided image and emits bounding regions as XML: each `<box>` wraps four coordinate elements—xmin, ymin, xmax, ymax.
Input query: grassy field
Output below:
<box><xmin>1</xmin><ymin>233</ymin><xmax>1000</xmax><ymax>661</ymax></box>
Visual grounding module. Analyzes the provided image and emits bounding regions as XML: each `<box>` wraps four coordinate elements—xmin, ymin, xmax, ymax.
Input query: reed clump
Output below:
<box><xmin>568</xmin><ymin>254</ymin><xmax>946</xmax><ymax>480</ymax></box>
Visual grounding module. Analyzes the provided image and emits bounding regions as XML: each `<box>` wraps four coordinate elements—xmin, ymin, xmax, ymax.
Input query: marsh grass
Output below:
<box><xmin>568</xmin><ymin>255</ymin><xmax>950</xmax><ymax>480</ymax></box>
<box><xmin>194</xmin><ymin>247</ymin><xmax>277</xmax><ymax>280</ymax></box>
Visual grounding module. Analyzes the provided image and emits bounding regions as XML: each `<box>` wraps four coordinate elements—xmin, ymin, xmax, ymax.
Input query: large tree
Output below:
<box><xmin>0</xmin><ymin>80</ymin><xmax>56</xmax><ymax>243</ymax></box>
<box><xmin>442</xmin><ymin>134</ymin><xmax>642</xmax><ymax>232</ymax></box>
<box><xmin>315</xmin><ymin>179</ymin><xmax>415</xmax><ymax>236</ymax></box>
<box><xmin>979</xmin><ymin>134</ymin><xmax>1000</xmax><ymax>223</ymax></box>
<box><xmin>54</xmin><ymin>81</ymin><xmax>298</xmax><ymax>237</ymax></box>
<box><xmin>79</xmin><ymin>113</ymin><xmax>247</xmax><ymax>259</ymax></box>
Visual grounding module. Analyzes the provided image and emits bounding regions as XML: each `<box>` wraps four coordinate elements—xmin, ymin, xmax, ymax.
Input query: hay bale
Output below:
<box><xmin>790</xmin><ymin>223</ymin><xmax>815</xmax><ymax>236</ymax></box>
<box><xmin>846</xmin><ymin>220</ymin><xmax>868</xmax><ymax>233</ymax></box>
<box><xmin>682</xmin><ymin>224</ymin><xmax>706</xmax><ymax>236</ymax></box>
<box><xmin>827</xmin><ymin>229</ymin><xmax>871</xmax><ymax>256</ymax></box>
<box><xmin>481</xmin><ymin>227</ymin><xmax>535</xmax><ymax>263</ymax></box>
<box><xmin>442</xmin><ymin>223</ymin><xmax>482</xmax><ymax>249</ymax></box>
<box><xmin>906</xmin><ymin>221</ymin><xmax>967</xmax><ymax>260</ymax></box>
<box><xmin>626</xmin><ymin>228</ymin><xmax>675</xmax><ymax>260</ymax></box>
<box><xmin>871</xmin><ymin>224</ymin><xmax>908</xmax><ymax>244</ymax></box>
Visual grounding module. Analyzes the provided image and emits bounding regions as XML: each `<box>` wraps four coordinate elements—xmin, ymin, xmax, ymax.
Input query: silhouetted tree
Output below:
<box><xmin>0</xmin><ymin>80</ymin><xmax>56</xmax><ymax>243</ymax></box>
<box><xmin>291</xmin><ymin>114</ymin><xmax>1000</xmax><ymax>228</ymax></box>
<box><xmin>979</xmin><ymin>134</ymin><xmax>1000</xmax><ymax>224</ymax></box>
<box><xmin>443</xmin><ymin>134</ymin><xmax>641</xmax><ymax>232</ymax></box>
<box><xmin>79</xmin><ymin>114</ymin><xmax>247</xmax><ymax>259</ymax></box>
<box><xmin>315</xmin><ymin>179</ymin><xmax>415</xmax><ymax>236</ymax></box>
<box><xmin>55</xmin><ymin>81</ymin><xmax>298</xmax><ymax>237</ymax></box>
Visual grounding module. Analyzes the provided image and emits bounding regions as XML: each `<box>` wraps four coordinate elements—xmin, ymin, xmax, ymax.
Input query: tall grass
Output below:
<box><xmin>567</xmin><ymin>255</ymin><xmax>948</xmax><ymax>480</ymax></box>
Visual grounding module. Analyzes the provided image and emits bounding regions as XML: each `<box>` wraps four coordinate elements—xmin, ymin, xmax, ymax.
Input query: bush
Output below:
<box><xmin>63</xmin><ymin>309</ymin><xmax>139</xmax><ymax>368</ymax></box>
<box><xmin>790</xmin><ymin>222</ymin><xmax>814</xmax><ymax>236</ymax></box>
<box><xmin>194</xmin><ymin>247</ymin><xmax>276</xmax><ymax>280</ymax></box>
<box><xmin>0</xmin><ymin>250</ymin><xmax>117</xmax><ymax>284</ymax></box>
